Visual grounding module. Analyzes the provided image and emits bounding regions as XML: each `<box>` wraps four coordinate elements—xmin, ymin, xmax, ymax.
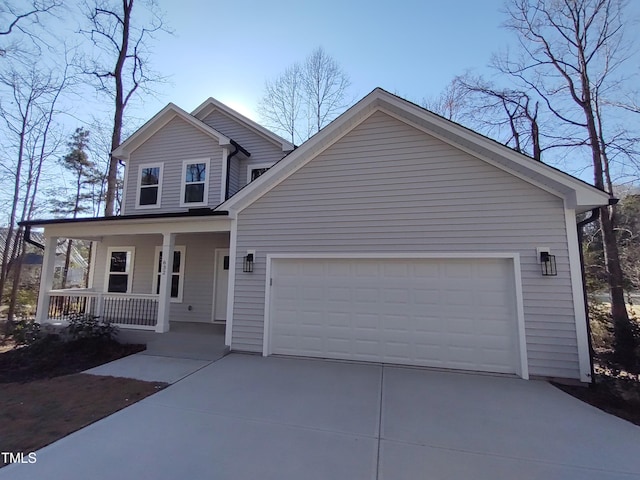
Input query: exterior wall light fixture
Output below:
<box><xmin>537</xmin><ymin>248</ymin><xmax>557</xmax><ymax>276</ymax></box>
<box><xmin>243</xmin><ymin>251</ymin><xmax>255</xmax><ymax>273</ymax></box>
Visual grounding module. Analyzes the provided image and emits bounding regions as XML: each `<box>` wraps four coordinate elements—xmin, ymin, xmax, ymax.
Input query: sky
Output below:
<box><xmin>139</xmin><ymin>0</ymin><xmax>512</xmax><ymax>121</ymax></box>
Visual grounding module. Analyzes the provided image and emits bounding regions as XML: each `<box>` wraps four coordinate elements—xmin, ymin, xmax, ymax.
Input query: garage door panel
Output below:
<box><xmin>269</xmin><ymin>258</ymin><xmax>519</xmax><ymax>374</ymax></box>
<box><xmin>412</xmin><ymin>316</ymin><xmax>444</xmax><ymax>334</ymax></box>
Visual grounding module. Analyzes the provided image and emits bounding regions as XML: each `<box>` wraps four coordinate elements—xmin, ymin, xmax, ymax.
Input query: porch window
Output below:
<box><xmin>181</xmin><ymin>159</ymin><xmax>209</xmax><ymax>206</ymax></box>
<box><xmin>136</xmin><ymin>163</ymin><xmax>163</xmax><ymax>208</ymax></box>
<box><xmin>247</xmin><ymin>162</ymin><xmax>275</xmax><ymax>184</ymax></box>
<box><xmin>105</xmin><ymin>247</ymin><xmax>135</xmax><ymax>293</ymax></box>
<box><xmin>152</xmin><ymin>246</ymin><xmax>186</xmax><ymax>302</ymax></box>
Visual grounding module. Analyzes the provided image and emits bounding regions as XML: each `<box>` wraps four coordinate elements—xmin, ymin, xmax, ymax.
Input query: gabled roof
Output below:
<box><xmin>191</xmin><ymin>97</ymin><xmax>295</xmax><ymax>152</ymax></box>
<box><xmin>112</xmin><ymin>103</ymin><xmax>233</xmax><ymax>160</ymax></box>
<box><xmin>217</xmin><ymin>88</ymin><xmax>611</xmax><ymax>215</ymax></box>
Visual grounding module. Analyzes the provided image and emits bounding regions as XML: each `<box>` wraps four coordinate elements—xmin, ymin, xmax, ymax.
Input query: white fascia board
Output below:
<box><xmin>192</xmin><ymin>98</ymin><xmax>295</xmax><ymax>152</ymax></box>
<box><xmin>42</xmin><ymin>217</ymin><xmax>232</xmax><ymax>239</ymax></box>
<box><xmin>112</xmin><ymin>103</ymin><xmax>230</xmax><ymax>160</ymax></box>
<box><xmin>379</xmin><ymin>106</ymin><xmax>568</xmax><ymax>201</ymax></box>
<box><xmin>377</xmin><ymin>92</ymin><xmax>610</xmax><ymax>209</ymax></box>
<box><xmin>218</xmin><ymin>87</ymin><xmax>610</xmax><ymax>216</ymax></box>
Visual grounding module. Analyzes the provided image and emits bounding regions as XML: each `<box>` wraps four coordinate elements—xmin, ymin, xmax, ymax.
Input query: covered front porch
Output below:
<box><xmin>28</xmin><ymin>211</ymin><xmax>232</xmax><ymax>335</ymax></box>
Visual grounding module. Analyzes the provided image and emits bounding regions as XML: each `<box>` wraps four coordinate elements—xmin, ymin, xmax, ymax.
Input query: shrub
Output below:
<box><xmin>64</xmin><ymin>314</ymin><xmax>118</xmax><ymax>342</ymax></box>
<box><xmin>9</xmin><ymin>319</ymin><xmax>43</xmax><ymax>347</ymax></box>
<box><xmin>589</xmin><ymin>301</ymin><xmax>613</xmax><ymax>352</ymax></box>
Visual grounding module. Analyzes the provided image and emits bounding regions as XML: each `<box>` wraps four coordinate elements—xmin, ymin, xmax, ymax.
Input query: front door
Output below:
<box><xmin>213</xmin><ymin>249</ymin><xmax>230</xmax><ymax>322</ymax></box>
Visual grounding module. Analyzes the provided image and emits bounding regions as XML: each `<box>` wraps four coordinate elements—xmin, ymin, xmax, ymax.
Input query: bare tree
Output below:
<box><xmin>0</xmin><ymin>61</ymin><xmax>69</xmax><ymax>325</ymax></box>
<box><xmin>303</xmin><ymin>47</ymin><xmax>352</xmax><ymax>135</ymax></box>
<box><xmin>0</xmin><ymin>0</ymin><xmax>62</xmax><ymax>58</ymax></box>
<box><xmin>80</xmin><ymin>0</ymin><xmax>167</xmax><ymax>216</ymax></box>
<box><xmin>259</xmin><ymin>47</ymin><xmax>352</xmax><ymax>143</ymax></box>
<box><xmin>500</xmin><ymin>0</ymin><xmax>639</xmax><ymax>367</ymax></box>
<box><xmin>258</xmin><ymin>63</ymin><xmax>303</xmax><ymax>144</ymax></box>
<box><xmin>423</xmin><ymin>76</ymin><xmax>470</xmax><ymax>122</ymax></box>
<box><xmin>448</xmin><ymin>74</ymin><xmax>544</xmax><ymax>161</ymax></box>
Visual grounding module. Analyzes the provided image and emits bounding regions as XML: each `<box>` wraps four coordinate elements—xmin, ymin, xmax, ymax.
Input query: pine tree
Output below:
<box><xmin>52</xmin><ymin>128</ymin><xmax>97</xmax><ymax>288</ymax></box>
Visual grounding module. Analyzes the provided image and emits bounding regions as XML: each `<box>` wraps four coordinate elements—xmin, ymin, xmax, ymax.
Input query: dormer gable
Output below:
<box><xmin>112</xmin><ymin>103</ymin><xmax>232</xmax><ymax>161</ymax></box>
<box><xmin>115</xmin><ymin>104</ymin><xmax>244</xmax><ymax>215</ymax></box>
<box><xmin>192</xmin><ymin>98</ymin><xmax>294</xmax><ymax>153</ymax></box>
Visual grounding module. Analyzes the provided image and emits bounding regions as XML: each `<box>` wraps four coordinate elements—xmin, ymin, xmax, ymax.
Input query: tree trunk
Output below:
<box><xmin>5</xmin><ymin>233</ymin><xmax>25</xmax><ymax>334</ymax></box>
<box><xmin>600</xmin><ymin>206</ymin><xmax>636</xmax><ymax>365</ymax></box>
<box><xmin>7</xmin><ymin>249</ymin><xmax>25</xmax><ymax>325</ymax></box>
<box><xmin>84</xmin><ymin>242</ymin><xmax>93</xmax><ymax>288</ymax></box>
<box><xmin>104</xmin><ymin>0</ymin><xmax>132</xmax><ymax>217</ymax></box>
<box><xmin>61</xmin><ymin>239</ymin><xmax>73</xmax><ymax>289</ymax></box>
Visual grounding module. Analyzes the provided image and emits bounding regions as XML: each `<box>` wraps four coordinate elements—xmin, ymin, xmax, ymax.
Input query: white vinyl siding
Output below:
<box><xmin>201</xmin><ymin>110</ymin><xmax>286</xmax><ymax>195</ymax></box>
<box><xmin>233</xmin><ymin>111</ymin><xmax>579</xmax><ymax>379</ymax></box>
<box><xmin>123</xmin><ymin>117</ymin><xmax>223</xmax><ymax>214</ymax></box>
<box><xmin>93</xmin><ymin>233</ymin><xmax>230</xmax><ymax>324</ymax></box>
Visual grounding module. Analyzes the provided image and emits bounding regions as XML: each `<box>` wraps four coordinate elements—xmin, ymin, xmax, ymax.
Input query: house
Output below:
<box><xmin>0</xmin><ymin>229</ymin><xmax>88</xmax><ymax>288</ymax></box>
<box><xmin>20</xmin><ymin>89</ymin><xmax>611</xmax><ymax>382</ymax></box>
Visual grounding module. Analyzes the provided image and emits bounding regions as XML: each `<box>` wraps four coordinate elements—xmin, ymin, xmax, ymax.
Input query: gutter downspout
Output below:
<box><xmin>576</xmin><ymin>198</ymin><xmax>617</xmax><ymax>385</ymax></box>
<box><xmin>225</xmin><ymin>140</ymin><xmax>250</xmax><ymax>200</ymax></box>
<box><xmin>23</xmin><ymin>225</ymin><xmax>45</xmax><ymax>250</ymax></box>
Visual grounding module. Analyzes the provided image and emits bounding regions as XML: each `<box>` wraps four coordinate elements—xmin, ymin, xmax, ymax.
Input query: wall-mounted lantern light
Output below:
<box><xmin>243</xmin><ymin>251</ymin><xmax>255</xmax><ymax>273</ymax></box>
<box><xmin>539</xmin><ymin>251</ymin><xmax>557</xmax><ymax>276</ymax></box>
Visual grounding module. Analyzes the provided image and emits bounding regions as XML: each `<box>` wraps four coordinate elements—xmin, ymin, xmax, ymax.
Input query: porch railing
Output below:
<box><xmin>47</xmin><ymin>289</ymin><xmax>159</xmax><ymax>330</ymax></box>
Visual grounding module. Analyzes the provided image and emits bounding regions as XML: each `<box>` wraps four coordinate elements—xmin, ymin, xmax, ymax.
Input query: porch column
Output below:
<box><xmin>35</xmin><ymin>236</ymin><xmax>58</xmax><ymax>323</ymax></box>
<box><xmin>156</xmin><ymin>232</ymin><xmax>175</xmax><ymax>333</ymax></box>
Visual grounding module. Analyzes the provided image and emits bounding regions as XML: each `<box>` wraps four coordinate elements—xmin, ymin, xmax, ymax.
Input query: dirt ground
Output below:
<box><xmin>0</xmin><ymin>337</ymin><xmax>144</xmax><ymax>383</ymax></box>
<box><xmin>0</xmin><ymin>336</ymin><xmax>164</xmax><ymax>467</ymax></box>
<box><xmin>0</xmin><ymin>374</ymin><xmax>165</xmax><ymax>465</ymax></box>
<box><xmin>554</xmin><ymin>366</ymin><xmax>640</xmax><ymax>427</ymax></box>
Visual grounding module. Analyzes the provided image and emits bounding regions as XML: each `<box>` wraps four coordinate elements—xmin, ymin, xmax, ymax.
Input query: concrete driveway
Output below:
<box><xmin>2</xmin><ymin>353</ymin><xmax>640</xmax><ymax>479</ymax></box>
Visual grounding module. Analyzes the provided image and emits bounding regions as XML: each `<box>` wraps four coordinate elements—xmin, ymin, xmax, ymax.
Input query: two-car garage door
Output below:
<box><xmin>268</xmin><ymin>257</ymin><xmax>521</xmax><ymax>375</ymax></box>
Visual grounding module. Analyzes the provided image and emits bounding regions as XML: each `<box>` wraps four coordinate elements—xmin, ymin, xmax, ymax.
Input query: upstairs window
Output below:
<box><xmin>152</xmin><ymin>246</ymin><xmax>185</xmax><ymax>302</ymax></box>
<box><xmin>247</xmin><ymin>163</ymin><xmax>275</xmax><ymax>184</ymax></box>
<box><xmin>136</xmin><ymin>163</ymin><xmax>163</xmax><ymax>208</ymax></box>
<box><xmin>105</xmin><ymin>247</ymin><xmax>135</xmax><ymax>293</ymax></box>
<box><xmin>181</xmin><ymin>159</ymin><xmax>209</xmax><ymax>206</ymax></box>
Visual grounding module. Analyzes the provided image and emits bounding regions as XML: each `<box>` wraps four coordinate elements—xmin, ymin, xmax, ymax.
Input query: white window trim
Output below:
<box><xmin>152</xmin><ymin>245</ymin><xmax>186</xmax><ymax>303</ymax></box>
<box><xmin>105</xmin><ymin>246</ymin><xmax>135</xmax><ymax>293</ymax></box>
<box><xmin>246</xmin><ymin>162</ymin><xmax>275</xmax><ymax>185</ymax></box>
<box><xmin>180</xmin><ymin>158</ymin><xmax>210</xmax><ymax>207</ymax></box>
<box><xmin>135</xmin><ymin>162</ymin><xmax>164</xmax><ymax>209</ymax></box>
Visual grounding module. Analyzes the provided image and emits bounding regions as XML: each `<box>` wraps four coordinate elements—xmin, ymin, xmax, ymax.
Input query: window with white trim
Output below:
<box><xmin>247</xmin><ymin>162</ymin><xmax>275</xmax><ymax>184</ymax></box>
<box><xmin>136</xmin><ymin>163</ymin><xmax>163</xmax><ymax>208</ymax></box>
<box><xmin>152</xmin><ymin>246</ymin><xmax>186</xmax><ymax>302</ymax></box>
<box><xmin>181</xmin><ymin>159</ymin><xmax>209</xmax><ymax>206</ymax></box>
<box><xmin>105</xmin><ymin>247</ymin><xmax>135</xmax><ymax>293</ymax></box>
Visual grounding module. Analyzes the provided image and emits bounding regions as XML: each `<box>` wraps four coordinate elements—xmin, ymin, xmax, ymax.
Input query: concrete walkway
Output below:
<box><xmin>3</xmin><ymin>354</ymin><xmax>640</xmax><ymax>479</ymax></box>
<box><xmin>85</xmin><ymin>323</ymin><xmax>228</xmax><ymax>383</ymax></box>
